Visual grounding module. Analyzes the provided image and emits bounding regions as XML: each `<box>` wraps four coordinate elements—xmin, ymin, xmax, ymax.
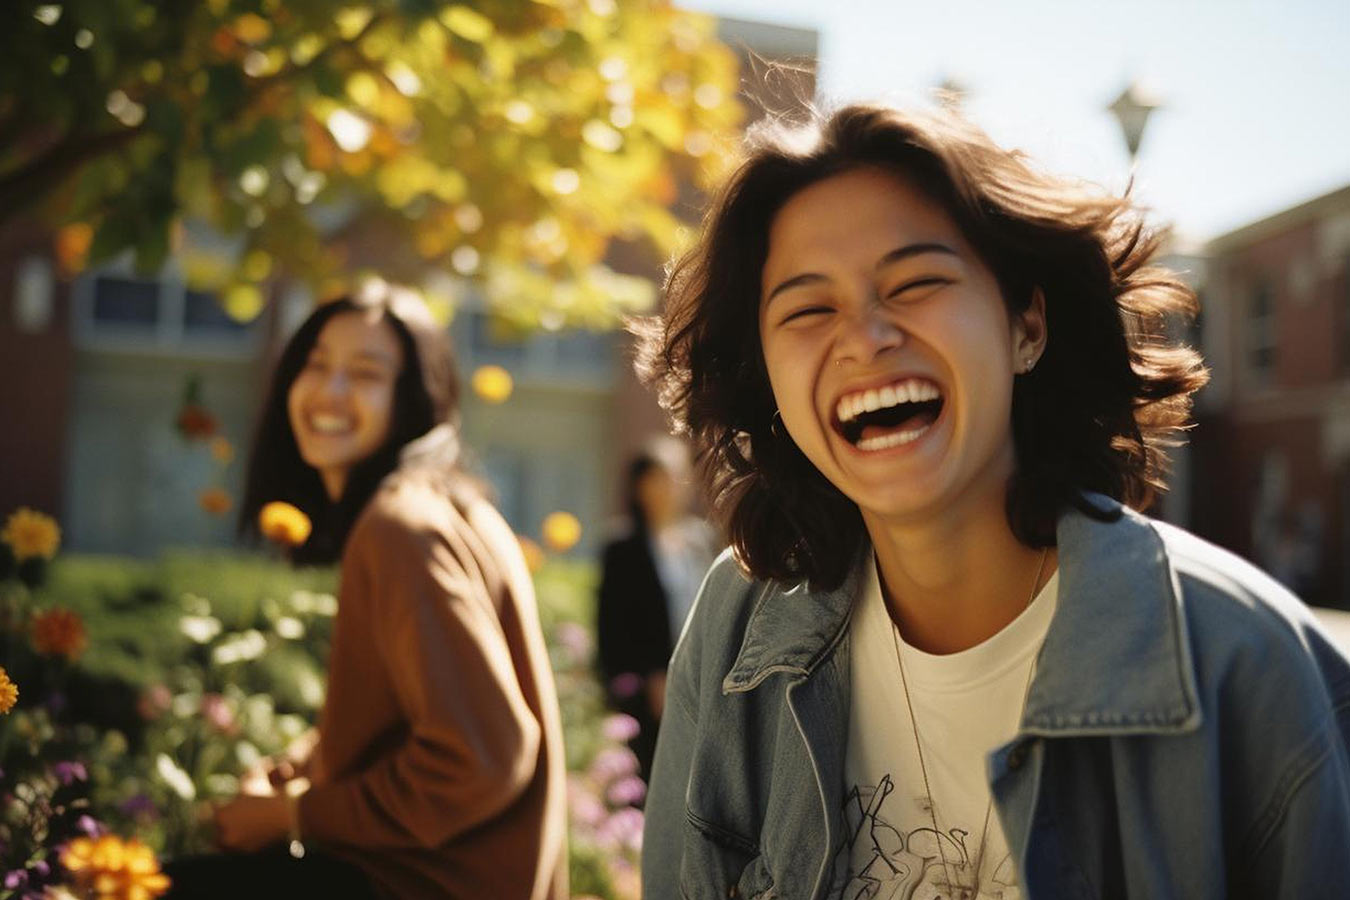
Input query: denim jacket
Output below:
<box><xmin>642</xmin><ymin>495</ymin><xmax>1350</xmax><ymax>899</ymax></box>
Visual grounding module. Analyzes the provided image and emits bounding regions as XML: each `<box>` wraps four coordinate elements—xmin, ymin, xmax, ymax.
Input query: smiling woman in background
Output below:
<box><xmin>164</xmin><ymin>289</ymin><xmax>567</xmax><ymax>899</ymax></box>
<box><xmin>636</xmin><ymin>104</ymin><xmax>1350</xmax><ymax>899</ymax></box>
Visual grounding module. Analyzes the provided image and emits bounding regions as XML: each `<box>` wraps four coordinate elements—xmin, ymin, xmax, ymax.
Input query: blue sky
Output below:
<box><xmin>686</xmin><ymin>0</ymin><xmax>1350</xmax><ymax>243</ymax></box>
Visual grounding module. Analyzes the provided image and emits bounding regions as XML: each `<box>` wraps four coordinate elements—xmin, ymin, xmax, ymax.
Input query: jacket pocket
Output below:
<box><xmin>679</xmin><ymin>808</ymin><xmax>776</xmax><ymax>899</ymax></box>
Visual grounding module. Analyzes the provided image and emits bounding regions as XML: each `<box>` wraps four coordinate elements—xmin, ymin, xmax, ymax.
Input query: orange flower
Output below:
<box><xmin>61</xmin><ymin>834</ymin><xmax>171</xmax><ymax>900</ymax></box>
<box><xmin>0</xmin><ymin>665</ymin><xmax>17</xmax><ymax>714</ymax></box>
<box><xmin>55</xmin><ymin>222</ymin><xmax>94</xmax><ymax>275</ymax></box>
<box><xmin>2</xmin><ymin>507</ymin><xmax>61</xmax><ymax>561</ymax></box>
<box><xmin>199</xmin><ymin>487</ymin><xmax>232</xmax><ymax>517</ymax></box>
<box><xmin>209</xmin><ymin>437</ymin><xmax>235</xmax><ymax>464</ymax></box>
<box><xmin>259</xmin><ymin>502</ymin><xmax>312</xmax><ymax>547</ymax></box>
<box><xmin>541</xmin><ymin>511</ymin><xmax>582</xmax><ymax>553</ymax></box>
<box><xmin>176</xmin><ymin>405</ymin><xmax>218</xmax><ymax>440</ymax></box>
<box><xmin>31</xmin><ymin>608</ymin><xmax>88</xmax><ymax>660</ymax></box>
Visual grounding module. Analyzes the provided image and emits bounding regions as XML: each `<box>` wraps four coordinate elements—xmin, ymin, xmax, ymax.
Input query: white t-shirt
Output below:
<box><xmin>651</xmin><ymin>517</ymin><xmax>716</xmax><ymax>642</ymax></box>
<box><xmin>834</xmin><ymin>558</ymin><xmax>1059</xmax><ymax>900</ymax></box>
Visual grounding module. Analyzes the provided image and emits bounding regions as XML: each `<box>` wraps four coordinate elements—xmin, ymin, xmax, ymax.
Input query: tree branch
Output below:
<box><xmin>0</xmin><ymin>125</ymin><xmax>147</xmax><ymax>224</ymax></box>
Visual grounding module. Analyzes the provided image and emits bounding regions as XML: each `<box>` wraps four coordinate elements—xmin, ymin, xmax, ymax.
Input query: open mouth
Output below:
<box><xmin>833</xmin><ymin>378</ymin><xmax>944</xmax><ymax>452</ymax></box>
<box><xmin>306</xmin><ymin>412</ymin><xmax>356</xmax><ymax>437</ymax></box>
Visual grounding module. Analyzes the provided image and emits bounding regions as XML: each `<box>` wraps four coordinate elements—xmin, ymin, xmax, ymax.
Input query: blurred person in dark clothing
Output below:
<box><xmin>596</xmin><ymin>441</ymin><xmax>715</xmax><ymax>780</ymax></box>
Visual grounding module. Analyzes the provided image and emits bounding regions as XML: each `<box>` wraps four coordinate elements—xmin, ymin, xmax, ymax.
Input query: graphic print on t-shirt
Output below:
<box><xmin>832</xmin><ymin>775</ymin><xmax>1020</xmax><ymax>900</ymax></box>
<box><xmin>835</xmin><ymin>559</ymin><xmax>1058</xmax><ymax>900</ymax></box>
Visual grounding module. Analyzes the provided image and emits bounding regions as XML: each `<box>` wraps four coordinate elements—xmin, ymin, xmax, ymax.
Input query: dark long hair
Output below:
<box><xmin>624</xmin><ymin>452</ymin><xmax>667</xmax><ymax>538</ymax></box>
<box><xmin>239</xmin><ymin>292</ymin><xmax>461</xmax><ymax>565</ymax></box>
<box><xmin>635</xmin><ymin>103</ymin><xmax>1209</xmax><ymax>590</ymax></box>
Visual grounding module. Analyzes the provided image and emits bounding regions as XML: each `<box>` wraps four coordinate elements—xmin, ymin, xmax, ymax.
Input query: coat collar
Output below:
<box><xmin>721</xmin><ymin>493</ymin><xmax>1202</xmax><ymax>735</ymax></box>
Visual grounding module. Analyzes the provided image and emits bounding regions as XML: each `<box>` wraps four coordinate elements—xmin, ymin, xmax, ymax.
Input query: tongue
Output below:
<box><xmin>859</xmin><ymin>406</ymin><xmax>938</xmax><ymax>441</ymax></box>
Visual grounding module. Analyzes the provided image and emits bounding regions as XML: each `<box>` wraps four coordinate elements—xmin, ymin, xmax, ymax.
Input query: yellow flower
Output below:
<box><xmin>0</xmin><ymin>665</ymin><xmax>17</xmax><ymax>714</ymax></box>
<box><xmin>541</xmin><ymin>511</ymin><xmax>582</xmax><ymax>553</ymax></box>
<box><xmin>259</xmin><ymin>502</ymin><xmax>312</xmax><ymax>547</ymax></box>
<box><xmin>61</xmin><ymin>835</ymin><xmax>171</xmax><ymax>900</ymax></box>
<box><xmin>471</xmin><ymin>365</ymin><xmax>514</xmax><ymax>404</ymax></box>
<box><xmin>209</xmin><ymin>437</ymin><xmax>235</xmax><ymax>464</ymax></box>
<box><xmin>2</xmin><ymin>507</ymin><xmax>61</xmax><ymax>561</ymax></box>
<box><xmin>198</xmin><ymin>487</ymin><xmax>232</xmax><ymax>517</ymax></box>
<box><xmin>32</xmin><ymin>608</ymin><xmax>88</xmax><ymax>660</ymax></box>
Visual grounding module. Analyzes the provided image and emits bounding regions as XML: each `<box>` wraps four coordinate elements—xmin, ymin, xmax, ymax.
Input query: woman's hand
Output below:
<box><xmin>214</xmin><ymin>794</ymin><xmax>290</xmax><ymax>853</ymax></box>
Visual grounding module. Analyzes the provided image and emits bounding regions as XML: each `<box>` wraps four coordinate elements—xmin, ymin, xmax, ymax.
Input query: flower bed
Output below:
<box><xmin>1</xmin><ymin>510</ymin><xmax>642</xmax><ymax>900</ymax></box>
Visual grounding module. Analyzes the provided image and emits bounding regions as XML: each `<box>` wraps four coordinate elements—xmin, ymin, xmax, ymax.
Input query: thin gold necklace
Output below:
<box><xmin>889</xmin><ymin>547</ymin><xmax>1049</xmax><ymax>900</ymax></box>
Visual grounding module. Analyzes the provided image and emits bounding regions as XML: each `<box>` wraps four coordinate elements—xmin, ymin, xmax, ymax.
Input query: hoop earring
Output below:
<box><xmin>770</xmin><ymin>409</ymin><xmax>785</xmax><ymax>438</ymax></box>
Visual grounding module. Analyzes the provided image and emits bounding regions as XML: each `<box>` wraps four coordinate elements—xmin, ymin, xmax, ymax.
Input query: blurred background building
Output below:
<box><xmin>1187</xmin><ymin>185</ymin><xmax>1350</xmax><ymax>609</ymax></box>
<box><xmin>0</xmin><ymin>15</ymin><xmax>817</xmax><ymax>560</ymax></box>
<box><xmin>3</xmin><ymin>1</ymin><xmax>1349</xmax><ymax>616</ymax></box>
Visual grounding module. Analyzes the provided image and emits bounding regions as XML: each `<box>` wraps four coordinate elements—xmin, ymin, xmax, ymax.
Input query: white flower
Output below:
<box><xmin>274</xmin><ymin>617</ymin><xmax>305</xmax><ymax>640</ymax></box>
<box><xmin>212</xmin><ymin>629</ymin><xmax>267</xmax><ymax>665</ymax></box>
<box><xmin>296</xmin><ymin>670</ymin><xmax>325</xmax><ymax>709</ymax></box>
<box><xmin>235</xmin><ymin>740</ymin><xmax>262</xmax><ymax>769</ymax></box>
<box><xmin>156</xmin><ymin>753</ymin><xmax>197</xmax><ymax>801</ymax></box>
<box><xmin>180</xmin><ymin>615</ymin><xmax>222</xmax><ymax>644</ymax></box>
<box><xmin>277</xmin><ymin>714</ymin><xmax>308</xmax><ymax>740</ymax></box>
<box><xmin>180</xmin><ymin>593</ymin><xmax>213</xmax><ymax>616</ymax></box>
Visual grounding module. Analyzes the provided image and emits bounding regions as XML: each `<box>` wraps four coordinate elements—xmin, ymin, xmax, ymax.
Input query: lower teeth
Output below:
<box><xmin>856</xmin><ymin>423</ymin><xmax>929</xmax><ymax>451</ymax></box>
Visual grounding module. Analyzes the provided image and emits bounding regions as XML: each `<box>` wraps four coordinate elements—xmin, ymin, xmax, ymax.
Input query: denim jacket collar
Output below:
<box><xmin>720</xmin><ymin>493</ymin><xmax>1203</xmax><ymax>736</ymax></box>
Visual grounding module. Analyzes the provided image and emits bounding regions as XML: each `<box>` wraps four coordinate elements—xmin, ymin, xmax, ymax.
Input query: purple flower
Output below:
<box><xmin>609</xmin><ymin>672</ymin><xmax>641</xmax><ymax>699</ymax></box>
<box><xmin>4</xmin><ymin>870</ymin><xmax>27</xmax><ymax>890</ymax></box>
<box><xmin>606</xmin><ymin>774</ymin><xmax>647</xmax><ymax>807</ymax></box>
<box><xmin>52</xmin><ymin>761</ymin><xmax>88</xmax><ymax>786</ymax></box>
<box><xmin>76</xmin><ymin>815</ymin><xmax>104</xmax><ymax>837</ymax></box>
<box><xmin>118</xmin><ymin>793</ymin><xmax>158</xmax><ymax>819</ymax></box>
<box><xmin>589</xmin><ymin>746</ymin><xmax>638</xmax><ymax>784</ymax></box>
<box><xmin>601</xmin><ymin>713</ymin><xmax>640</xmax><ymax>743</ymax></box>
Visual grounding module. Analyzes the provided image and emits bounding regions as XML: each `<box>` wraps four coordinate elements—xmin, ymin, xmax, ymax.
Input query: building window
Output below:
<box><xmin>455</xmin><ymin>308</ymin><xmax>616</xmax><ymax>386</ymax></box>
<box><xmin>74</xmin><ymin>264</ymin><xmax>260</xmax><ymax>355</ymax></box>
<box><xmin>183</xmin><ymin>288</ymin><xmax>250</xmax><ymax>337</ymax></box>
<box><xmin>1248</xmin><ymin>279</ymin><xmax>1277</xmax><ymax>385</ymax></box>
<box><xmin>91</xmin><ymin>276</ymin><xmax>159</xmax><ymax>331</ymax></box>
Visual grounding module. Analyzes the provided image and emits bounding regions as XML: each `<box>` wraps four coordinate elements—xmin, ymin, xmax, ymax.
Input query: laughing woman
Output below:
<box><xmin>637</xmin><ymin>105</ymin><xmax>1350</xmax><ymax>900</ymax></box>
<box><xmin>166</xmin><ymin>290</ymin><xmax>568</xmax><ymax>899</ymax></box>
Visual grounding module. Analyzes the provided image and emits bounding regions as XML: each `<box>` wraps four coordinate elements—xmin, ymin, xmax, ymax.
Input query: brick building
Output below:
<box><xmin>1189</xmin><ymin>184</ymin><xmax>1350</xmax><ymax>609</ymax></box>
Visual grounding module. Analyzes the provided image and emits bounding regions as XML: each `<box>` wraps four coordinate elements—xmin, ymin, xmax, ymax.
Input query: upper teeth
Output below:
<box><xmin>310</xmin><ymin>413</ymin><xmax>353</xmax><ymax>434</ymax></box>
<box><xmin>836</xmin><ymin>378</ymin><xmax>941</xmax><ymax>423</ymax></box>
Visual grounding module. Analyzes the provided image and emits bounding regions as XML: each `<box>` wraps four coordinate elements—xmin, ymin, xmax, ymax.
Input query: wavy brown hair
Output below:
<box><xmin>635</xmin><ymin>103</ymin><xmax>1209</xmax><ymax>589</ymax></box>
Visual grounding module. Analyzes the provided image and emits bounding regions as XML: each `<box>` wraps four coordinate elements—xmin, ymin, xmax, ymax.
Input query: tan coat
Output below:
<box><xmin>297</xmin><ymin>468</ymin><xmax>568</xmax><ymax>899</ymax></box>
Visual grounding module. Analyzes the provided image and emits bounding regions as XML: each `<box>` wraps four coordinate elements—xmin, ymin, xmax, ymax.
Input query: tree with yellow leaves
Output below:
<box><xmin>0</xmin><ymin>0</ymin><xmax>742</xmax><ymax>328</ymax></box>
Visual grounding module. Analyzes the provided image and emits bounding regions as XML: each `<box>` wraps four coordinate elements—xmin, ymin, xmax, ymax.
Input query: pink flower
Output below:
<box><xmin>606</xmin><ymin>774</ymin><xmax>647</xmax><ymax>807</ymax></box>
<box><xmin>602</xmin><ymin>713</ymin><xmax>640</xmax><ymax>743</ymax></box>
<box><xmin>590</xmin><ymin>746</ymin><xmax>638</xmax><ymax>784</ymax></box>
<box><xmin>598</xmin><ymin>806</ymin><xmax>645</xmax><ymax>852</ymax></box>
<box><xmin>200</xmin><ymin>693</ymin><xmax>237</xmax><ymax>734</ymax></box>
<box><xmin>137</xmin><ymin>684</ymin><xmax>172</xmax><ymax>721</ymax></box>
<box><xmin>567</xmin><ymin>777</ymin><xmax>608</xmax><ymax>829</ymax></box>
<box><xmin>554</xmin><ymin>622</ymin><xmax>592</xmax><ymax>663</ymax></box>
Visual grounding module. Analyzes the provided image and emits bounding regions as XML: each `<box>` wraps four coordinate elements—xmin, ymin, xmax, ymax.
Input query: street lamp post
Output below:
<box><xmin>1107</xmin><ymin>81</ymin><xmax>1162</xmax><ymax>164</ymax></box>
